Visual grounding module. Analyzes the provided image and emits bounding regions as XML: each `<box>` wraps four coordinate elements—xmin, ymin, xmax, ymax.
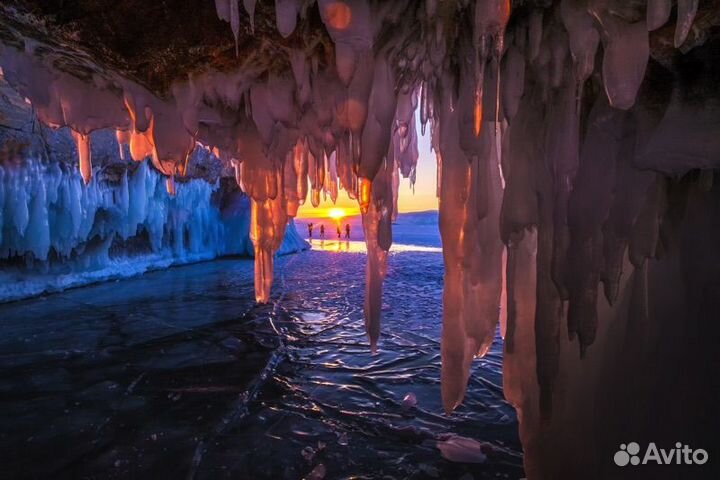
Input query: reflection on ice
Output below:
<box><xmin>308</xmin><ymin>238</ymin><xmax>442</xmax><ymax>253</ymax></box>
<box><xmin>0</xmin><ymin>244</ymin><xmax>521</xmax><ymax>478</ymax></box>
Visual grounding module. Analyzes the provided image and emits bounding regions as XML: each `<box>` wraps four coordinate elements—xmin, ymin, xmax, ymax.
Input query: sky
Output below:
<box><xmin>297</xmin><ymin>111</ymin><xmax>437</xmax><ymax>219</ymax></box>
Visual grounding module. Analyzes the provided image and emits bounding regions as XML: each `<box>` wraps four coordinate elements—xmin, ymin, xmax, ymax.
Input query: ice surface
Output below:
<box><xmin>436</xmin><ymin>435</ymin><xmax>488</xmax><ymax>464</ymax></box>
<box><xmin>0</xmin><ymin>236</ymin><xmax>523</xmax><ymax>477</ymax></box>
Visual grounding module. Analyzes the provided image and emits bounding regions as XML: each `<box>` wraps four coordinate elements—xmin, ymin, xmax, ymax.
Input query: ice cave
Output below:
<box><xmin>0</xmin><ymin>0</ymin><xmax>718</xmax><ymax>479</ymax></box>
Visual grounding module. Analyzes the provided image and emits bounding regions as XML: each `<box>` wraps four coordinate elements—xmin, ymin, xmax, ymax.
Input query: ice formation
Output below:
<box><xmin>0</xmin><ymin>138</ymin><xmax>307</xmax><ymax>302</ymax></box>
<box><xmin>436</xmin><ymin>435</ymin><xmax>489</xmax><ymax>464</ymax></box>
<box><xmin>675</xmin><ymin>0</ymin><xmax>699</xmax><ymax>47</ymax></box>
<box><xmin>1</xmin><ymin>1</ymin><xmax>718</xmax><ymax>452</ymax></box>
<box><xmin>0</xmin><ymin>158</ymin><xmax>220</xmax><ymax>262</ymax></box>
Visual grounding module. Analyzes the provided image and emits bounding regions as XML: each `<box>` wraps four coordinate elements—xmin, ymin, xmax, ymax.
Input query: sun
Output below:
<box><xmin>328</xmin><ymin>208</ymin><xmax>346</xmax><ymax>220</ymax></box>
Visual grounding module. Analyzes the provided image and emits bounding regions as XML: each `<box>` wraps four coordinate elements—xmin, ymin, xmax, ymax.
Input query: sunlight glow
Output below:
<box><xmin>328</xmin><ymin>208</ymin><xmax>346</xmax><ymax>220</ymax></box>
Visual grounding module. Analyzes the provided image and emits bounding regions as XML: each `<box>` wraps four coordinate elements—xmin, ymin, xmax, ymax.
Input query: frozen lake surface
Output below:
<box><xmin>0</xmin><ymin>214</ymin><xmax>522</xmax><ymax>479</ymax></box>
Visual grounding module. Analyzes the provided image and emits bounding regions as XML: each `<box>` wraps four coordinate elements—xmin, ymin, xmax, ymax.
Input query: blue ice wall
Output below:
<box><xmin>0</xmin><ymin>156</ymin><xmax>307</xmax><ymax>302</ymax></box>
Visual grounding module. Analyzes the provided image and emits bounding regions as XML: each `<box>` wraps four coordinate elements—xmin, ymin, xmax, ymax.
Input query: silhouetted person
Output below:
<box><xmin>345</xmin><ymin>223</ymin><xmax>350</xmax><ymax>239</ymax></box>
<box><xmin>308</xmin><ymin>222</ymin><xmax>314</xmax><ymax>238</ymax></box>
<box><xmin>320</xmin><ymin>224</ymin><xmax>325</xmax><ymax>238</ymax></box>
<box><xmin>336</xmin><ymin>225</ymin><xmax>342</xmax><ymax>239</ymax></box>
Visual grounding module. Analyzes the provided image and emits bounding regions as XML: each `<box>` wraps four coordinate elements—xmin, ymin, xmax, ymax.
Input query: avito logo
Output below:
<box><xmin>614</xmin><ymin>442</ymin><xmax>709</xmax><ymax>467</ymax></box>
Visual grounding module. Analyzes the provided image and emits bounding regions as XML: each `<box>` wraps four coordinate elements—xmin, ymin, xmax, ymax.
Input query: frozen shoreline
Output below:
<box><xmin>0</xmin><ymin>223</ymin><xmax>309</xmax><ymax>304</ymax></box>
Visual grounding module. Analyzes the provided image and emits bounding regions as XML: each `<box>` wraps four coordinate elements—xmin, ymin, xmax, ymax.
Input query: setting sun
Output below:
<box><xmin>328</xmin><ymin>208</ymin><xmax>346</xmax><ymax>220</ymax></box>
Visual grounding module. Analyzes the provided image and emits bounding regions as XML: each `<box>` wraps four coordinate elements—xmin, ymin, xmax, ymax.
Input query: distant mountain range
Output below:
<box><xmin>394</xmin><ymin>210</ymin><xmax>438</xmax><ymax>225</ymax></box>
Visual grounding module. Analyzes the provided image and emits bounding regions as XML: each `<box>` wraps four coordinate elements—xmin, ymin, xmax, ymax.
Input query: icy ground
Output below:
<box><xmin>0</xmin><ymin>214</ymin><xmax>521</xmax><ymax>479</ymax></box>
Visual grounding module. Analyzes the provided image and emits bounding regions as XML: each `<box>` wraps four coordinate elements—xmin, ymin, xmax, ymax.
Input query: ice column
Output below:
<box><xmin>71</xmin><ymin>130</ymin><xmax>93</xmax><ymax>185</ymax></box>
<box><xmin>250</xmin><ymin>181</ymin><xmax>288</xmax><ymax>304</ymax></box>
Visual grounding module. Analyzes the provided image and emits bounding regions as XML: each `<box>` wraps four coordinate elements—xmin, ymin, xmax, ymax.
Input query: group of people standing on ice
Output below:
<box><xmin>307</xmin><ymin>223</ymin><xmax>351</xmax><ymax>240</ymax></box>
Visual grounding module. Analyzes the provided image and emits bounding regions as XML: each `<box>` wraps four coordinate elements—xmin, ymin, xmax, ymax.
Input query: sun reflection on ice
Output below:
<box><xmin>308</xmin><ymin>239</ymin><xmax>442</xmax><ymax>254</ymax></box>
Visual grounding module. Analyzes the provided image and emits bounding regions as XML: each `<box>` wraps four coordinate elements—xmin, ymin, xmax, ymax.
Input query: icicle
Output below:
<box><xmin>289</xmin><ymin>50</ymin><xmax>311</xmax><ymax>106</ymax></box>
<box><xmin>251</xmin><ymin>200</ymin><xmax>273</xmax><ymax>303</ymax></box>
<box><xmin>601</xmin><ymin>142</ymin><xmax>654</xmax><ymax>306</ymax></box>
<box><xmin>506</xmin><ymin>79</ymin><xmax>567</xmax><ymax>418</ymax></box>
<box><xmin>472</xmin><ymin>0</ymin><xmax>510</xmax><ymax>137</ymax></box>
<box><xmin>243</xmin><ymin>0</ymin><xmax>256</xmax><ymax>33</ymax></box>
<box><xmin>472</xmin><ymin>34</ymin><xmax>487</xmax><ymax>139</ymax></box>
<box><xmin>362</xmin><ymin>200</ymin><xmax>388</xmax><ymax>352</ymax></box>
<box><xmin>166</xmin><ymin>175</ymin><xmax>176</xmax><ymax>197</ymax></box>
<box><xmin>360</xmin><ymin>146</ymin><xmax>395</xmax><ymax>352</ymax></box>
<box><xmin>647</xmin><ymin>0</ymin><xmax>672</xmax><ymax>31</ymax></box>
<box><xmin>396</xmin><ymin>112</ymin><xmax>419</xmax><ymax>180</ymax></box>
<box><xmin>473</xmin><ymin>88</ymin><xmax>484</xmax><ymax>136</ymax></box>
<box><xmin>116</xmin><ymin>129</ymin><xmax>130</xmax><ymax>160</ymax></box>
<box><xmin>391</xmin><ymin>162</ymin><xmax>399</xmax><ymax>222</ymax></box>
<box><xmin>325</xmin><ymin>150</ymin><xmax>339</xmax><ymax>203</ymax></box>
<box><xmin>232</xmin><ymin>158</ymin><xmax>243</xmax><ymax>190</ymax></box>
<box><xmin>284</xmin><ymin>153</ymin><xmax>300</xmax><ymax>218</ymax></box>
<box><xmin>275</xmin><ymin>0</ymin><xmax>301</xmax><ymax>38</ymax></box>
<box><xmin>250</xmin><ymin>182</ymin><xmax>288</xmax><ymax>304</ymax></box>
<box><xmin>318</xmin><ymin>0</ymin><xmax>373</xmax><ymax>87</ymax></box>
<box><xmin>358</xmin><ymin>177</ymin><xmax>372</xmax><ymax>213</ymax></box>
<box><xmin>215</xmin><ymin>0</ymin><xmax>231</xmax><ymax>22</ymax></box>
<box><xmin>528</xmin><ymin>9</ymin><xmax>543</xmax><ymax>63</ymax></box>
<box><xmin>71</xmin><ymin>130</ymin><xmax>92</xmax><ymax>185</ymax></box>
<box><xmin>493</xmin><ymin>55</ymin><xmax>502</xmax><ymax>162</ymax></box>
<box><xmin>230</xmin><ymin>0</ymin><xmax>241</xmax><ymax>57</ymax></box>
<box><xmin>215</xmin><ymin>0</ymin><xmax>242</xmax><ymax>54</ymax></box>
<box><xmin>502</xmin><ymin>229</ymin><xmax>537</xmax><ymax>403</ymax></box>
<box><xmin>597</xmin><ymin>12</ymin><xmax>649</xmax><ymax>110</ymax></box>
<box><xmin>178</xmin><ymin>150</ymin><xmax>190</xmax><ymax>177</ymax></box>
<box><xmin>544</xmin><ymin>76</ymin><xmax>580</xmax><ymax>307</ymax></box>
<box><xmin>535</xmin><ymin>179</ymin><xmax>563</xmax><ymax>419</ymax></box>
<box><xmin>358</xmin><ymin>52</ymin><xmax>396</xmax><ymax>182</ymax></box>
<box><xmin>567</xmin><ymin>96</ymin><xmax>626</xmax><ymax>355</ymax></box>
<box><xmin>311</xmin><ymin>188</ymin><xmax>321</xmax><ymax>207</ymax></box>
<box><xmin>436</xmin><ymin>151</ymin><xmax>442</xmax><ymax>199</ymax></box>
<box><xmin>463</xmin><ymin>125</ymin><xmax>504</xmax><ymax>358</ymax></box>
<box><xmin>123</xmin><ymin>94</ymin><xmax>157</xmax><ymax>162</ymax></box>
<box><xmin>293</xmin><ymin>139</ymin><xmax>308</xmax><ymax>204</ymax></box>
<box><xmin>437</xmin><ymin>72</ymin><xmax>473</xmax><ymax>413</ymax></box>
<box><xmin>561</xmin><ymin>0</ymin><xmax>599</xmax><ymax>91</ymax></box>
<box><xmin>675</xmin><ymin>0</ymin><xmax>699</xmax><ymax>48</ymax></box>
<box><xmin>629</xmin><ymin>178</ymin><xmax>664</xmax><ymax>269</ymax></box>
<box><xmin>500</xmin><ymin>86</ymin><xmax>540</xmax><ymax>248</ymax></box>
<box><xmin>501</xmin><ymin>45</ymin><xmax>525</xmax><ymax>121</ymax></box>
<box><xmin>499</xmin><ymin>105</ymin><xmax>536</xmax><ymax>350</ymax></box>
